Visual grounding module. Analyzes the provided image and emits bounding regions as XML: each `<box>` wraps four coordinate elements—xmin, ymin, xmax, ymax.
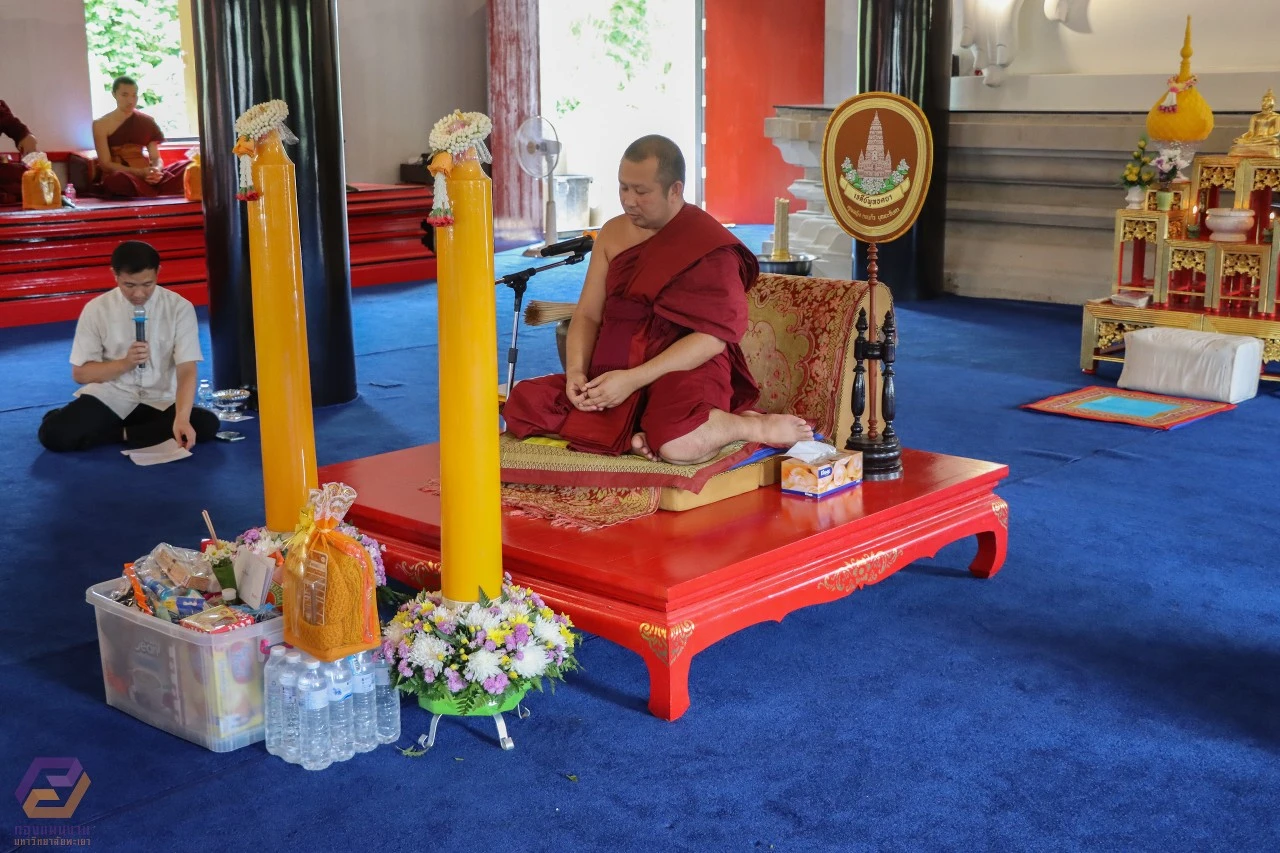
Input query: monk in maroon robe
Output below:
<box><xmin>91</xmin><ymin>76</ymin><xmax>188</xmax><ymax>198</ymax></box>
<box><xmin>502</xmin><ymin>135</ymin><xmax>813</xmax><ymax>464</ymax></box>
<box><xmin>0</xmin><ymin>100</ymin><xmax>38</xmax><ymax>204</ymax></box>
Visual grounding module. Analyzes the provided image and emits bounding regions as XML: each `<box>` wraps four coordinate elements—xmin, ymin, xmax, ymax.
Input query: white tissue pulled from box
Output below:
<box><xmin>784</xmin><ymin>440</ymin><xmax>843</xmax><ymax>463</ymax></box>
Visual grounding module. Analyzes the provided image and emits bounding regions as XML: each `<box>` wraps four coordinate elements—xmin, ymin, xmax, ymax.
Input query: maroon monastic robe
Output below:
<box><xmin>0</xmin><ymin>100</ymin><xmax>32</xmax><ymax>204</ymax></box>
<box><xmin>503</xmin><ymin>203</ymin><xmax>761</xmax><ymax>456</ymax></box>
<box><xmin>97</xmin><ymin>112</ymin><xmax>188</xmax><ymax>198</ymax></box>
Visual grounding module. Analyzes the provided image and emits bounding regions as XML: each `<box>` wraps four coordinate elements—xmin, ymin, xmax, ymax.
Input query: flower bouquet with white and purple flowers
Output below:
<box><xmin>382</xmin><ymin>574</ymin><xmax>579</xmax><ymax>716</ymax></box>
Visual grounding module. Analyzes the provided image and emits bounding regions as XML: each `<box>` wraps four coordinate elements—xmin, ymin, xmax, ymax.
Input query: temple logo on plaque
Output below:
<box><xmin>821</xmin><ymin>93</ymin><xmax>933</xmax><ymax>244</ymax></box>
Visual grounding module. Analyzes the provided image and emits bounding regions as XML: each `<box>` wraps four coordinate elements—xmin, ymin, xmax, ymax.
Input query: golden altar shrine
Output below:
<box><xmin>1081</xmin><ymin>153</ymin><xmax>1280</xmax><ymax>380</ymax></box>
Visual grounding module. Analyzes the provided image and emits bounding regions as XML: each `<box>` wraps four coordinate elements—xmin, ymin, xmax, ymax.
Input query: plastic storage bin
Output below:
<box><xmin>85</xmin><ymin>578</ymin><xmax>284</xmax><ymax>752</ymax></box>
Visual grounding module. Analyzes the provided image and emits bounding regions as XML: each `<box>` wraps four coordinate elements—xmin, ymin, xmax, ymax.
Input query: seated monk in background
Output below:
<box><xmin>502</xmin><ymin>134</ymin><xmax>813</xmax><ymax>465</ymax></box>
<box><xmin>92</xmin><ymin>76</ymin><xmax>189</xmax><ymax>198</ymax></box>
<box><xmin>0</xmin><ymin>99</ymin><xmax>38</xmax><ymax>204</ymax></box>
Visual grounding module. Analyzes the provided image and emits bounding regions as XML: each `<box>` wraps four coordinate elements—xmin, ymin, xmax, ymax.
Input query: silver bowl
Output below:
<box><xmin>211</xmin><ymin>388</ymin><xmax>253</xmax><ymax>422</ymax></box>
<box><xmin>756</xmin><ymin>252</ymin><xmax>816</xmax><ymax>276</ymax></box>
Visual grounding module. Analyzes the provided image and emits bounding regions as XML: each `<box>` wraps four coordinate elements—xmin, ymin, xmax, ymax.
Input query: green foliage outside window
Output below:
<box><xmin>84</xmin><ymin>0</ymin><xmax>189</xmax><ymax>135</ymax></box>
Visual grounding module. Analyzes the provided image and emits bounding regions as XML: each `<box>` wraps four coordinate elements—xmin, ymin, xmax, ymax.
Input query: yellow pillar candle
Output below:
<box><xmin>246</xmin><ymin>130</ymin><xmax>318</xmax><ymax>532</ymax></box>
<box><xmin>771</xmin><ymin>197</ymin><xmax>790</xmax><ymax>261</ymax></box>
<box><xmin>436</xmin><ymin>149</ymin><xmax>503</xmax><ymax>603</ymax></box>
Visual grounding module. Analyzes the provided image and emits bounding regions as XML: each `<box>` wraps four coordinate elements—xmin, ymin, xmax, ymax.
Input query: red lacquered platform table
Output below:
<box><xmin>321</xmin><ymin>444</ymin><xmax>1009</xmax><ymax>721</ymax></box>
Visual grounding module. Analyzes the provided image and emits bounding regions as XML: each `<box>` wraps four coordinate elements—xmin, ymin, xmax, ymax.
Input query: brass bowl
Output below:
<box><xmin>756</xmin><ymin>252</ymin><xmax>815</xmax><ymax>276</ymax></box>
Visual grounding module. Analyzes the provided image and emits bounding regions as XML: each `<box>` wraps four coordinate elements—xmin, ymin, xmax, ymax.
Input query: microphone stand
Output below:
<box><xmin>497</xmin><ymin>248</ymin><xmax>589</xmax><ymax>397</ymax></box>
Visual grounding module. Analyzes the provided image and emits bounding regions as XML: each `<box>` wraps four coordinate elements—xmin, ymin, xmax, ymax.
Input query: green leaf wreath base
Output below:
<box><xmin>417</xmin><ymin>684</ymin><xmax>529</xmax><ymax>717</ymax></box>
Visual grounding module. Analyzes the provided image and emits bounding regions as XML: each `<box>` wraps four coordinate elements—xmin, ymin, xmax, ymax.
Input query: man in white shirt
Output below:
<box><xmin>38</xmin><ymin>240</ymin><xmax>220</xmax><ymax>452</ymax></box>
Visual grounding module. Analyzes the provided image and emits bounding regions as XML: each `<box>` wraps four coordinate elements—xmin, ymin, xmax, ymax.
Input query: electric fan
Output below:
<box><xmin>514</xmin><ymin>116</ymin><xmax>562</xmax><ymax>256</ymax></box>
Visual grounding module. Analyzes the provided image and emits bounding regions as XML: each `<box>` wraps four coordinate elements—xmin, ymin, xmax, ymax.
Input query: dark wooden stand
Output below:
<box><xmin>846</xmin><ymin>242</ymin><xmax>903</xmax><ymax>480</ymax></box>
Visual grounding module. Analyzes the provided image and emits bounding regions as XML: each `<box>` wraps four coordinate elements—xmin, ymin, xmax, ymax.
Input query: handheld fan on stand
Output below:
<box><xmin>515</xmin><ymin>116</ymin><xmax>562</xmax><ymax>257</ymax></box>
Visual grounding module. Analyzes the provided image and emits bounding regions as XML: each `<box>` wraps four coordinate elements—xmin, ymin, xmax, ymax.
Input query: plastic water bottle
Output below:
<box><xmin>262</xmin><ymin>646</ymin><xmax>287</xmax><ymax>756</ymax></box>
<box><xmin>373</xmin><ymin>654</ymin><xmax>401</xmax><ymax>745</ymax></box>
<box><xmin>348</xmin><ymin>651</ymin><xmax>378</xmax><ymax>753</ymax></box>
<box><xmin>197</xmin><ymin>378</ymin><xmax>214</xmax><ymax>411</ymax></box>
<box><xmin>277</xmin><ymin>651</ymin><xmax>303</xmax><ymax>763</ymax></box>
<box><xmin>297</xmin><ymin>660</ymin><xmax>331</xmax><ymax>771</ymax></box>
<box><xmin>323</xmin><ymin>658</ymin><xmax>355</xmax><ymax>762</ymax></box>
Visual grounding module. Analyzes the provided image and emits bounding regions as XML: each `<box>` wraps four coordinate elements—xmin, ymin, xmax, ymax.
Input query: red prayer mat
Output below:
<box><xmin>1022</xmin><ymin>386</ymin><xmax>1235</xmax><ymax>429</ymax></box>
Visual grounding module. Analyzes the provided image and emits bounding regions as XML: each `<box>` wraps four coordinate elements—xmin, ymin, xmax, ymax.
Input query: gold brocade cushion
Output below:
<box><xmin>741</xmin><ymin>273</ymin><xmax>892</xmax><ymax>446</ymax></box>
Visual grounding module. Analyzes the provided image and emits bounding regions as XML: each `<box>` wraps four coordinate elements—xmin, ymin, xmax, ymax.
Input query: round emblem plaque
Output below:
<box><xmin>821</xmin><ymin>92</ymin><xmax>933</xmax><ymax>244</ymax></box>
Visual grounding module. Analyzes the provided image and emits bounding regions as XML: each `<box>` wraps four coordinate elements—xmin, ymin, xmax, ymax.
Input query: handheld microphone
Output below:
<box><xmin>539</xmin><ymin>235</ymin><xmax>594</xmax><ymax>257</ymax></box>
<box><xmin>133</xmin><ymin>306</ymin><xmax>147</xmax><ymax>370</ymax></box>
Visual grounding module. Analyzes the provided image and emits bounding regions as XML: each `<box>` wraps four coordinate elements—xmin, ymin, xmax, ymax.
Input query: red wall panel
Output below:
<box><xmin>703</xmin><ymin>0</ymin><xmax>825</xmax><ymax>224</ymax></box>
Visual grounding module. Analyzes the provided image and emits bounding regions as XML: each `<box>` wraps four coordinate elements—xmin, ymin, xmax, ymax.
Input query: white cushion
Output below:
<box><xmin>1118</xmin><ymin>327</ymin><xmax>1261</xmax><ymax>404</ymax></box>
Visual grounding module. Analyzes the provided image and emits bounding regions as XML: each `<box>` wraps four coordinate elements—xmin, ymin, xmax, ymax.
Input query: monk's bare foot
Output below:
<box><xmin>630</xmin><ymin>432</ymin><xmax>660</xmax><ymax>462</ymax></box>
<box><xmin>750</xmin><ymin>413</ymin><xmax>814</xmax><ymax>447</ymax></box>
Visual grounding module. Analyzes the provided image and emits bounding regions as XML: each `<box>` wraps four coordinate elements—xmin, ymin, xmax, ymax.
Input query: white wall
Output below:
<box><xmin>0</xmin><ymin>0</ymin><xmax>94</xmax><ymax>151</ymax></box>
<box><xmin>952</xmin><ymin>0</ymin><xmax>1280</xmax><ymax>112</ymax></box>
<box><xmin>336</xmin><ymin>0</ymin><xmax>488</xmax><ymax>184</ymax></box>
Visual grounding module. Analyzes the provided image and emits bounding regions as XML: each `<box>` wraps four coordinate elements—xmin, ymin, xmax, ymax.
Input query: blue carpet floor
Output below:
<box><xmin>2</xmin><ymin>229</ymin><xmax>1279</xmax><ymax>852</ymax></box>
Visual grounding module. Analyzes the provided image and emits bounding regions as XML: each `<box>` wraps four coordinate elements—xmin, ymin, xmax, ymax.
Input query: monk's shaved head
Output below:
<box><xmin>622</xmin><ymin>135</ymin><xmax>685</xmax><ymax>193</ymax></box>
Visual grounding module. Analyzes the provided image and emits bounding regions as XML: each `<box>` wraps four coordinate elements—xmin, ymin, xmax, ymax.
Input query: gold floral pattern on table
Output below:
<box><xmin>1222</xmin><ymin>253</ymin><xmax>1261</xmax><ymax>279</ymax></box>
<box><xmin>1097</xmin><ymin>321</ymin><xmax>1152</xmax><ymax>350</ymax></box>
<box><xmin>817</xmin><ymin>548</ymin><xmax>904</xmax><ymax>594</ymax></box>
<box><xmin>1200</xmin><ymin>164</ymin><xmax>1235</xmax><ymax>187</ymax></box>
<box><xmin>639</xmin><ymin>620</ymin><xmax>695</xmax><ymax>663</ymax></box>
<box><xmin>992</xmin><ymin>498</ymin><xmax>1009</xmax><ymax>529</ymax></box>
<box><xmin>1122</xmin><ymin>220</ymin><xmax>1160</xmax><ymax>242</ymax></box>
<box><xmin>396</xmin><ymin>558</ymin><xmax>441</xmax><ymax>588</ymax></box>
<box><xmin>1145</xmin><ymin>190</ymin><xmax>1184</xmax><ymax>211</ymax></box>
<box><xmin>1263</xmin><ymin>338</ymin><xmax>1280</xmax><ymax>363</ymax></box>
<box><xmin>1170</xmin><ymin>248</ymin><xmax>1206</xmax><ymax>272</ymax></box>
<box><xmin>1252</xmin><ymin>168</ymin><xmax>1280</xmax><ymax>190</ymax></box>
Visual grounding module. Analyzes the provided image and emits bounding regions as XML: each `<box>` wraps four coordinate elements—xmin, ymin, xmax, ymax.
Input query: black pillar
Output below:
<box><xmin>193</xmin><ymin>0</ymin><xmax>356</xmax><ymax>406</ymax></box>
<box><xmin>855</xmin><ymin>0</ymin><xmax>951</xmax><ymax>301</ymax></box>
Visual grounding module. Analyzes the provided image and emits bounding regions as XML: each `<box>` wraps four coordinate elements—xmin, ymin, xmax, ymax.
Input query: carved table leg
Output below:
<box><xmin>639</xmin><ymin>619</ymin><xmax>697</xmax><ymax>721</ymax></box>
<box><xmin>645</xmin><ymin>652</ymin><xmax>693</xmax><ymax>722</ymax></box>
<box><xmin>968</xmin><ymin>497</ymin><xmax>1009</xmax><ymax>579</ymax></box>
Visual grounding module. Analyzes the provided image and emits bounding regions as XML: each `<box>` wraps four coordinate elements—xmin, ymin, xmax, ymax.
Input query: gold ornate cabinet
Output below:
<box><xmin>1083</xmin><ymin>154</ymin><xmax>1280</xmax><ymax>382</ymax></box>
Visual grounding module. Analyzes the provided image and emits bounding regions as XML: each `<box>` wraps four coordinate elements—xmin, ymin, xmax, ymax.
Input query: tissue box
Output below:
<box><xmin>780</xmin><ymin>450</ymin><xmax>863</xmax><ymax>499</ymax></box>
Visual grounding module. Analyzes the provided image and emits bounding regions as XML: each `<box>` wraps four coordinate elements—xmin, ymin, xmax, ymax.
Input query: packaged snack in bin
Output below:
<box><xmin>282</xmin><ymin>483</ymin><xmax>379</xmax><ymax>662</ymax></box>
<box><xmin>181</xmin><ymin>605</ymin><xmax>254</xmax><ymax>634</ymax></box>
<box><xmin>150</xmin><ymin>543</ymin><xmax>218</xmax><ymax>592</ymax></box>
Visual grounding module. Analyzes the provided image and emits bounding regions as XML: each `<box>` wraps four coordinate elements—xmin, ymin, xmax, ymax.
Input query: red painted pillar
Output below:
<box><xmin>488</xmin><ymin>0</ymin><xmax>542</xmax><ymax>243</ymax></box>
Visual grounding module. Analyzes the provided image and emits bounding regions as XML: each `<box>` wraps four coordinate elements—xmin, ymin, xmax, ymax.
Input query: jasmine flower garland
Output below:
<box><xmin>424</xmin><ymin>109</ymin><xmax>493</xmax><ymax>227</ymax></box>
<box><xmin>232</xmin><ymin>99</ymin><xmax>298</xmax><ymax>201</ymax></box>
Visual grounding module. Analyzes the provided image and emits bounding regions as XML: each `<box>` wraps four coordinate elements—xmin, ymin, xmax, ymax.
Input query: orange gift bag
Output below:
<box><xmin>282</xmin><ymin>483</ymin><xmax>380</xmax><ymax>662</ymax></box>
<box><xmin>21</xmin><ymin>152</ymin><xmax>61</xmax><ymax>210</ymax></box>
